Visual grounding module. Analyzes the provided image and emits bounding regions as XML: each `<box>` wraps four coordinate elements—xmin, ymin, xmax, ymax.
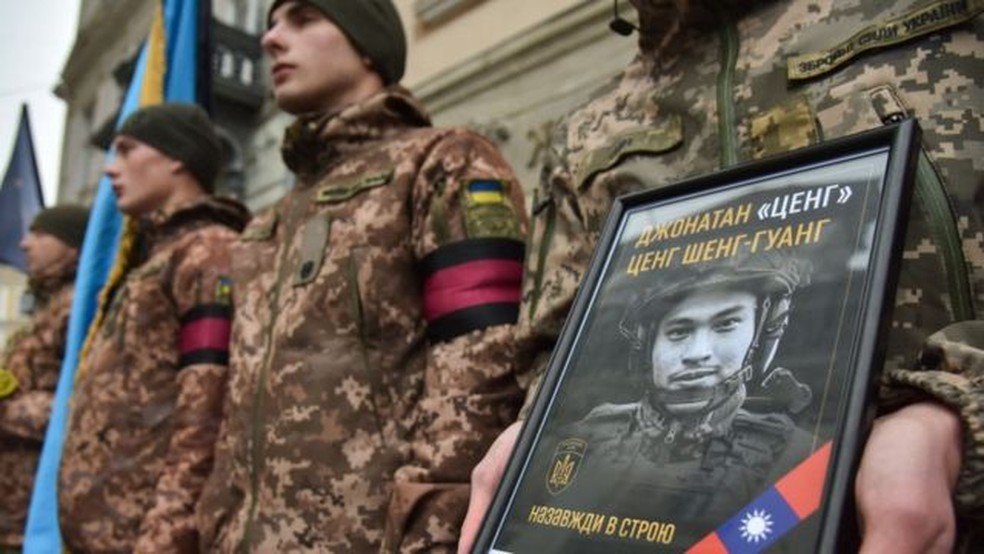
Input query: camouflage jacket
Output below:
<box><xmin>0</xmin><ymin>267</ymin><xmax>75</xmax><ymax>547</ymax></box>
<box><xmin>196</xmin><ymin>88</ymin><xmax>528</xmax><ymax>552</ymax></box>
<box><xmin>562</xmin><ymin>395</ymin><xmax>813</xmax><ymax>542</ymax></box>
<box><xmin>59</xmin><ymin>197</ymin><xmax>249</xmax><ymax>553</ymax></box>
<box><xmin>520</xmin><ymin>0</ymin><xmax>984</xmax><ymax>538</ymax></box>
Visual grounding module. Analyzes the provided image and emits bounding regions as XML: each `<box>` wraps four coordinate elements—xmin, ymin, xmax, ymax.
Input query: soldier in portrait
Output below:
<box><xmin>556</xmin><ymin>252</ymin><xmax>814</xmax><ymax>535</ymax></box>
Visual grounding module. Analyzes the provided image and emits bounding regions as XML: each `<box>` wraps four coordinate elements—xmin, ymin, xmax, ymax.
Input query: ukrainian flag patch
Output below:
<box><xmin>216</xmin><ymin>277</ymin><xmax>233</xmax><ymax>302</ymax></box>
<box><xmin>467</xmin><ymin>179</ymin><xmax>507</xmax><ymax>205</ymax></box>
<box><xmin>463</xmin><ymin>179</ymin><xmax>522</xmax><ymax>240</ymax></box>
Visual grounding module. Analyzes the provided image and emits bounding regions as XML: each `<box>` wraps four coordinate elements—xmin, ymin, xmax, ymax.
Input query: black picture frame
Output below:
<box><xmin>474</xmin><ymin>120</ymin><xmax>921</xmax><ymax>553</ymax></box>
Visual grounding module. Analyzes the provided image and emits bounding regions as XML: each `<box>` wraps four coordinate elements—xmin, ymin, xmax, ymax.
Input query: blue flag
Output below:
<box><xmin>0</xmin><ymin>104</ymin><xmax>45</xmax><ymax>270</ymax></box>
<box><xmin>24</xmin><ymin>0</ymin><xmax>208</xmax><ymax>550</ymax></box>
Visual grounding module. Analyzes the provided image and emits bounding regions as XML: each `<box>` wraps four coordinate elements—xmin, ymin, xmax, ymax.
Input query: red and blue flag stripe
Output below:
<box><xmin>687</xmin><ymin>441</ymin><xmax>832</xmax><ymax>553</ymax></box>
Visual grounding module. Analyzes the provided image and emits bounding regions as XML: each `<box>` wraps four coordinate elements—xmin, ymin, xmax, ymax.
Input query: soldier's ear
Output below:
<box><xmin>166</xmin><ymin>157</ymin><xmax>185</xmax><ymax>176</ymax></box>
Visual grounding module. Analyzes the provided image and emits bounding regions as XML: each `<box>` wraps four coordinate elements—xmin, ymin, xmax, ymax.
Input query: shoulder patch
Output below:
<box><xmin>467</xmin><ymin>179</ymin><xmax>507</xmax><ymax>205</ymax></box>
<box><xmin>787</xmin><ymin>0</ymin><xmax>984</xmax><ymax>81</ymax></box>
<box><xmin>214</xmin><ymin>276</ymin><xmax>233</xmax><ymax>306</ymax></box>
<box><xmin>546</xmin><ymin>438</ymin><xmax>587</xmax><ymax>495</ymax></box>
<box><xmin>464</xmin><ymin>179</ymin><xmax>522</xmax><ymax>240</ymax></box>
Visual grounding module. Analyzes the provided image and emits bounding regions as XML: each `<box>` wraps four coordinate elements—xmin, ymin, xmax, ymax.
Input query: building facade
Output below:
<box><xmin>0</xmin><ymin>265</ymin><xmax>27</xmax><ymax>347</ymax></box>
<box><xmin>56</xmin><ymin>0</ymin><xmax>638</xmax><ymax>211</ymax></box>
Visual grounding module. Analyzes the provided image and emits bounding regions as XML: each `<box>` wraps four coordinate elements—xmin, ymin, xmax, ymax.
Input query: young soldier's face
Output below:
<box><xmin>20</xmin><ymin>231</ymin><xmax>78</xmax><ymax>280</ymax></box>
<box><xmin>106</xmin><ymin>136</ymin><xmax>182</xmax><ymax>217</ymax></box>
<box><xmin>650</xmin><ymin>287</ymin><xmax>757</xmax><ymax>414</ymax></box>
<box><xmin>262</xmin><ymin>1</ymin><xmax>379</xmax><ymax>115</ymax></box>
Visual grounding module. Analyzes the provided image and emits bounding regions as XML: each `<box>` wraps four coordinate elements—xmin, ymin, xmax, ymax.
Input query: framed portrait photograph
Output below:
<box><xmin>474</xmin><ymin>120</ymin><xmax>921</xmax><ymax>553</ymax></box>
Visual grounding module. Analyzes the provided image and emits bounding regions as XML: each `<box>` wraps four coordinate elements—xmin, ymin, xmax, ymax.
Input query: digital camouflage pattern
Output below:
<box><xmin>0</xmin><ymin>264</ymin><xmax>75</xmax><ymax>547</ymax></box>
<box><xmin>196</xmin><ymin>87</ymin><xmax>528</xmax><ymax>552</ymax></box>
<box><xmin>59</xmin><ymin>197</ymin><xmax>248</xmax><ymax>553</ymax></box>
<box><xmin>518</xmin><ymin>0</ymin><xmax>984</xmax><ymax>545</ymax></box>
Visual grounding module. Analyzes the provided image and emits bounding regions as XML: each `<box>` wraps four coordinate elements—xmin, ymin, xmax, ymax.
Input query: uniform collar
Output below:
<box><xmin>639</xmin><ymin>382</ymin><xmax>746</xmax><ymax>443</ymax></box>
<box><xmin>630</xmin><ymin>0</ymin><xmax>761</xmax><ymax>58</ymax></box>
<box><xmin>28</xmin><ymin>264</ymin><xmax>75</xmax><ymax>304</ymax></box>
<box><xmin>630</xmin><ymin>0</ymin><xmax>693</xmax><ymax>56</ymax></box>
<box><xmin>280</xmin><ymin>86</ymin><xmax>432</xmax><ymax>178</ymax></box>
<box><xmin>140</xmin><ymin>196</ymin><xmax>251</xmax><ymax>250</ymax></box>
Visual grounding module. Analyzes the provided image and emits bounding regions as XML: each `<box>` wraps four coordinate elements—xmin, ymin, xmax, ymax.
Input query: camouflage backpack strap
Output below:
<box><xmin>869</xmin><ymin>90</ymin><xmax>976</xmax><ymax>322</ymax></box>
<box><xmin>912</xmin><ymin>150</ymin><xmax>975</xmax><ymax>321</ymax></box>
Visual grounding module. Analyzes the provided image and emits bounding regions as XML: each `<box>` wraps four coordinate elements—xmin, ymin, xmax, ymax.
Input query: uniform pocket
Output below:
<box><xmin>525</xmin><ymin>118</ymin><xmax>685</xmax><ymax>323</ymax></box>
<box><xmin>573</xmin><ymin>116</ymin><xmax>684</xmax><ymax>190</ymax></box>
<box><xmin>814</xmin><ymin>84</ymin><xmax>903</xmax><ymax>139</ymax></box>
<box><xmin>292</xmin><ymin>213</ymin><xmax>332</xmax><ymax>287</ymax></box>
<box><xmin>747</xmin><ymin>95</ymin><xmax>821</xmax><ymax>160</ymax></box>
<box><xmin>344</xmin><ymin>246</ymin><xmax>389</xmax><ymax>429</ymax></box>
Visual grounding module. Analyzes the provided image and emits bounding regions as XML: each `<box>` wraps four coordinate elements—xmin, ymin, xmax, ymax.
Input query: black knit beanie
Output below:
<box><xmin>116</xmin><ymin>103</ymin><xmax>222</xmax><ymax>192</ymax></box>
<box><xmin>268</xmin><ymin>0</ymin><xmax>407</xmax><ymax>85</ymax></box>
<box><xmin>30</xmin><ymin>205</ymin><xmax>90</xmax><ymax>249</ymax></box>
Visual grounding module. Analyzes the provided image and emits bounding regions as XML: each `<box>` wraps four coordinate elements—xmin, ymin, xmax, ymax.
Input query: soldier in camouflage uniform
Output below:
<box><xmin>58</xmin><ymin>103</ymin><xmax>249</xmax><ymax>553</ymax></box>
<box><xmin>195</xmin><ymin>1</ymin><xmax>528</xmax><ymax>552</ymax></box>
<box><xmin>0</xmin><ymin>205</ymin><xmax>88</xmax><ymax>550</ymax></box>
<box><xmin>461</xmin><ymin>1</ymin><xmax>984</xmax><ymax>552</ymax></box>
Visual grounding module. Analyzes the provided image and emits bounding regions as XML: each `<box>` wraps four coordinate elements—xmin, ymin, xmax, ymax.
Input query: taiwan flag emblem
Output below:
<box><xmin>687</xmin><ymin>441</ymin><xmax>832</xmax><ymax>553</ymax></box>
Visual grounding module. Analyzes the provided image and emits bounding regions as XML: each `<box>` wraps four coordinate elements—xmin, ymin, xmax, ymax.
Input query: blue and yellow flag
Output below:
<box><xmin>0</xmin><ymin>104</ymin><xmax>45</xmax><ymax>270</ymax></box>
<box><xmin>24</xmin><ymin>0</ymin><xmax>210</xmax><ymax>549</ymax></box>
